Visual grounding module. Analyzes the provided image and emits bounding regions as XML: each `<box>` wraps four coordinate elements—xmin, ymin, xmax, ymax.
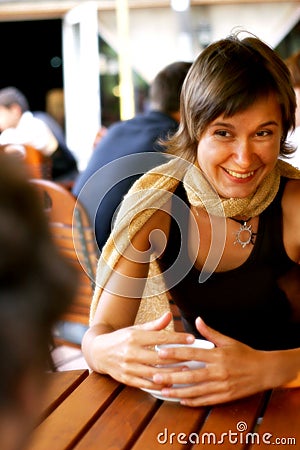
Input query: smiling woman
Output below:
<box><xmin>82</xmin><ymin>31</ymin><xmax>300</xmax><ymax>408</ymax></box>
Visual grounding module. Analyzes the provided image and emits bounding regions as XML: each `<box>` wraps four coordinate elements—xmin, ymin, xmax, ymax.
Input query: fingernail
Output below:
<box><xmin>186</xmin><ymin>335</ymin><xmax>195</xmax><ymax>344</ymax></box>
<box><xmin>161</xmin><ymin>388</ymin><xmax>170</xmax><ymax>396</ymax></box>
<box><xmin>153</xmin><ymin>374</ymin><xmax>163</xmax><ymax>383</ymax></box>
<box><xmin>158</xmin><ymin>349</ymin><xmax>168</xmax><ymax>357</ymax></box>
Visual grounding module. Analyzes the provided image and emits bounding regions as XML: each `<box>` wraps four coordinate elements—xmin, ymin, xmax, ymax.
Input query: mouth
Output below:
<box><xmin>224</xmin><ymin>168</ymin><xmax>255</xmax><ymax>179</ymax></box>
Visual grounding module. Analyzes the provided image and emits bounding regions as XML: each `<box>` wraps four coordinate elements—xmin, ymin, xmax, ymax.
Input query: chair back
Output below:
<box><xmin>30</xmin><ymin>178</ymin><xmax>99</xmax><ymax>345</ymax></box>
<box><xmin>25</xmin><ymin>145</ymin><xmax>52</xmax><ymax>179</ymax></box>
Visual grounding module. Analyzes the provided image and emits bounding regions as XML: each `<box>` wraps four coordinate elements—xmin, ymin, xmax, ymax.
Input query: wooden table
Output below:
<box><xmin>25</xmin><ymin>369</ymin><xmax>300</xmax><ymax>449</ymax></box>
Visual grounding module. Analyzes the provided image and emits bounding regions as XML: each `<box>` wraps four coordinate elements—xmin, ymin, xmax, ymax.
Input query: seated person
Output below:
<box><xmin>72</xmin><ymin>61</ymin><xmax>192</xmax><ymax>251</ymax></box>
<box><xmin>82</xmin><ymin>32</ymin><xmax>300</xmax><ymax>407</ymax></box>
<box><xmin>33</xmin><ymin>110</ymin><xmax>78</xmax><ymax>183</ymax></box>
<box><xmin>0</xmin><ymin>87</ymin><xmax>78</xmax><ymax>183</ymax></box>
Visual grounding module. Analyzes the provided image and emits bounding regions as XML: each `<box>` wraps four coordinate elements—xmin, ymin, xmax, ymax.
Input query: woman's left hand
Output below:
<box><xmin>152</xmin><ymin>317</ymin><xmax>271</xmax><ymax>406</ymax></box>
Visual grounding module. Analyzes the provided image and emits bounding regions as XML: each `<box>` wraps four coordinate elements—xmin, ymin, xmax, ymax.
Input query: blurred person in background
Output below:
<box><xmin>73</xmin><ymin>61</ymin><xmax>192</xmax><ymax>251</ymax></box>
<box><xmin>0</xmin><ymin>149</ymin><xmax>76</xmax><ymax>450</ymax></box>
<box><xmin>0</xmin><ymin>87</ymin><xmax>78</xmax><ymax>183</ymax></box>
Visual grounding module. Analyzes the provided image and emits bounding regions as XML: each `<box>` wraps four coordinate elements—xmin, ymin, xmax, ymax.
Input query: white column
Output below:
<box><xmin>63</xmin><ymin>1</ymin><xmax>100</xmax><ymax>171</ymax></box>
<box><xmin>116</xmin><ymin>0</ymin><xmax>135</xmax><ymax>120</ymax></box>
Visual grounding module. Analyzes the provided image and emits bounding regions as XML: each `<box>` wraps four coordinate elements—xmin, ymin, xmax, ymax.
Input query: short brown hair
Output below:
<box><xmin>149</xmin><ymin>61</ymin><xmax>192</xmax><ymax>114</ymax></box>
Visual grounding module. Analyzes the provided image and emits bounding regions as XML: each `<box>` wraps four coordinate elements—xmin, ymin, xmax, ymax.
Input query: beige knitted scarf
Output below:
<box><xmin>90</xmin><ymin>156</ymin><xmax>300</xmax><ymax>327</ymax></box>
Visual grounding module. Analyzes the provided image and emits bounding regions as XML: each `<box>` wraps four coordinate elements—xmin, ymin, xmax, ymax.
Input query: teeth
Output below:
<box><xmin>226</xmin><ymin>169</ymin><xmax>254</xmax><ymax>179</ymax></box>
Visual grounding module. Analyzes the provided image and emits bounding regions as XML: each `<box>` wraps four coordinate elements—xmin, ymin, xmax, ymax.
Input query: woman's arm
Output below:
<box><xmin>81</xmin><ymin>207</ymin><xmax>195</xmax><ymax>387</ymax></box>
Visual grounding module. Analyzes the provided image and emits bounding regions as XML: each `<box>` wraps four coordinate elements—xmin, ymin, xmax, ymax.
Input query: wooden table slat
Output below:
<box><xmin>191</xmin><ymin>392</ymin><xmax>265</xmax><ymax>449</ymax></box>
<box><xmin>249</xmin><ymin>388</ymin><xmax>300</xmax><ymax>449</ymax></box>
<box><xmin>131</xmin><ymin>398</ymin><xmax>208</xmax><ymax>450</ymax></box>
<box><xmin>74</xmin><ymin>386</ymin><xmax>159</xmax><ymax>450</ymax></box>
<box><xmin>25</xmin><ymin>372</ymin><xmax>122</xmax><ymax>450</ymax></box>
<box><xmin>40</xmin><ymin>369</ymin><xmax>89</xmax><ymax>420</ymax></box>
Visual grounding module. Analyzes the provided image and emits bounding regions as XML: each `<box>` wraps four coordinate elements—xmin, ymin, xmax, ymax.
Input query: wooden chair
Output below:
<box><xmin>30</xmin><ymin>179</ymin><xmax>99</xmax><ymax>347</ymax></box>
<box><xmin>0</xmin><ymin>144</ymin><xmax>52</xmax><ymax>179</ymax></box>
<box><xmin>25</xmin><ymin>145</ymin><xmax>52</xmax><ymax>179</ymax></box>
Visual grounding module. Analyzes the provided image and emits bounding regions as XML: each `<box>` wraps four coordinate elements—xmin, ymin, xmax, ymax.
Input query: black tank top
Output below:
<box><xmin>158</xmin><ymin>178</ymin><xmax>300</xmax><ymax>350</ymax></box>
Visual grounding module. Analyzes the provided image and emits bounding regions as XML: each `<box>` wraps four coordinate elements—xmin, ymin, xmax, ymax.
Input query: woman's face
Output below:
<box><xmin>197</xmin><ymin>93</ymin><xmax>282</xmax><ymax>199</ymax></box>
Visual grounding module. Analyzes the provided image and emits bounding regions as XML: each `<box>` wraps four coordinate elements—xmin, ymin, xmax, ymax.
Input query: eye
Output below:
<box><xmin>214</xmin><ymin>130</ymin><xmax>231</xmax><ymax>138</ymax></box>
<box><xmin>256</xmin><ymin>130</ymin><xmax>272</xmax><ymax>137</ymax></box>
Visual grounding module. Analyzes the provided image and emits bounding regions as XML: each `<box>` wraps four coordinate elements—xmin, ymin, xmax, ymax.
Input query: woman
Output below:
<box><xmin>82</xmin><ymin>32</ymin><xmax>300</xmax><ymax>407</ymax></box>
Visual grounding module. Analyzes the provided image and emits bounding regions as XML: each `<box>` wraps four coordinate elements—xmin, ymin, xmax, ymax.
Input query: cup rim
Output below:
<box><xmin>155</xmin><ymin>338</ymin><xmax>214</xmax><ymax>351</ymax></box>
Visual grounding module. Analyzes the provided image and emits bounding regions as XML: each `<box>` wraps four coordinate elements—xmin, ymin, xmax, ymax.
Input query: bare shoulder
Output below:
<box><xmin>282</xmin><ymin>179</ymin><xmax>300</xmax><ymax>261</ymax></box>
<box><xmin>282</xmin><ymin>179</ymin><xmax>300</xmax><ymax>211</ymax></box>
<box><xmin>129</xmin><ymin>199</ymin><xmax>172</xmax><ymax>255</ymax></box>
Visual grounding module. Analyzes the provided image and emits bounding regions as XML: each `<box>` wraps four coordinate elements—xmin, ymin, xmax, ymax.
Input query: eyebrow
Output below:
<box><xmin>210</xmin><ymin>120</ymin><xmax>280</xmax><ymax>129</ymax></box>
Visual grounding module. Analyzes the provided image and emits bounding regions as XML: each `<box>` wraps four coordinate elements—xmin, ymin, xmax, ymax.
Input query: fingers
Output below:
<box><xmin>152</xmin><ymin>366</ymin><xmax>233</xmax><ymax>406</ymax></box>
<box><xmin>114</xmin><ymin>351</ymin><xmax>183</xmax><ymax>390</ymax></box>
<box><xmin>133</xmin><ymin>312</ymin><xmax>195</xmax><ymax>348</ymax></box>
<box><xmin>136</xmin><ymin>311</ymin><xmax>173</xmax><ymax>331</ymax></box>
<box><xmin>129</xmin><ymin>329</ymin><xmax>195</xmax><ymax>354</ymax></box>
<box><xmin>161</xmin><ymin>384</ymin><xmax>216</xmax><ymax>404</ymax></box>
<box><xmin>153</xmin><ymin>365</ymin><xmax>208</xmax><ymax>387</ymax></box>
<box><xmin>115</xmin><ymin>361</ymin><xmax>168</xmax><ymax>390</ymax></box>
<box><xmin>156</xmin><ymin>347</ymin><xmax>212</xmax><ymax>368</ymax></box>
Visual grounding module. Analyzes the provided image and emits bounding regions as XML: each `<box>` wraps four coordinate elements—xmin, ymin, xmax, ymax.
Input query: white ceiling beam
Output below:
<box><xmin>0</xmin><ymin>0</ymin><xmax>299</xmax><ymax>21</ymax></box>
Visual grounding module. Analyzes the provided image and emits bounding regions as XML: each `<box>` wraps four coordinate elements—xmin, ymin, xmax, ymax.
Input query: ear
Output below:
<box><xmin>10</xmin><ymin>103</ymin><xmax>22</xmax><ymax>113</ymax></box>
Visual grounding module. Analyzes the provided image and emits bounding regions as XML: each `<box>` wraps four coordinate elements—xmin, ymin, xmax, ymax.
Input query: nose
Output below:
<box><xmin>233</xmin><ymin>139</ymin><xmax>254</xmax><ymax>168</ymax></box>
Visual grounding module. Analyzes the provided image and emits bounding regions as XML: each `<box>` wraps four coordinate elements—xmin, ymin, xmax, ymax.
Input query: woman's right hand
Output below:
<box><xmin>82</xmin><ymin>312</ymin><xmax>195</xmax><ymax>389</ymax></box>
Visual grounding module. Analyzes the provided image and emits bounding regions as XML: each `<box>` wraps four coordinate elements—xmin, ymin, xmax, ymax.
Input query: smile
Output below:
<box><xmin>225</xmin><ymin>168</ymin><xmax>255</xmax><ymax>179</ymax></box>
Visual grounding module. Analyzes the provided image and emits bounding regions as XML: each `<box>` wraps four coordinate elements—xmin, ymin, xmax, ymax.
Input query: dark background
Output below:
<box><xmin>0</xmin><ymin>19</ymin><xmax>63</xmax><ymax>111</ymax></box>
